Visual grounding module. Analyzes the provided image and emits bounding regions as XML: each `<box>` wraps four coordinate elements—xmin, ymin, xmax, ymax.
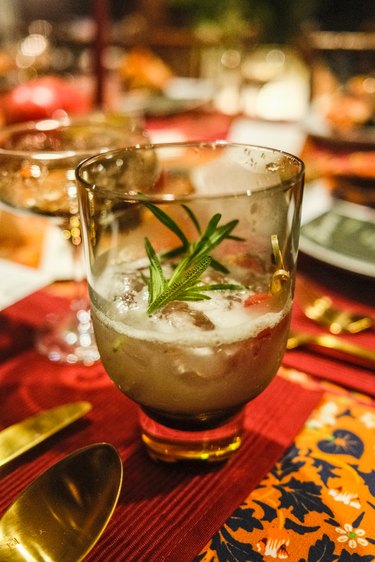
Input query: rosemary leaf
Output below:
<box><xmin>182</xmin><ymin>204</ymin><xmax>201</xmax><ymax>235</ymax></box>
<box><xmin>144</xmin><ymin>202</ymin><xmax>189</xmax><ymax>250</ymax></box>
<box><xmin>147</xmin><ymin>255</ymin><xmax>211</xmax><ymax>314</ymax></box>
<box><xmin>198</xmin><ymin>283</ymin><xmax>245</xmax><ymax>292</ymax></box>
<box><xmin>144</xmin><ymin>202</ymin><xmax>244</xmax><ymax>315</ymax></box>
<box><xmin>209</xmin><ymin>257</ymin><xmax>229</xmax><ymax>274</ymax></box>
<box><xmin>144</xmin><ymin>238</ymin><xmax>166</xmax><ymax>303</ymax></box>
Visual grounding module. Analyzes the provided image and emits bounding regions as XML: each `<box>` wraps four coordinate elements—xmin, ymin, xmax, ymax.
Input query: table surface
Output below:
<box><xmin>0</xmin><ymin>110</ymin><xmax>374</xmax><ymax>562</ymax></box>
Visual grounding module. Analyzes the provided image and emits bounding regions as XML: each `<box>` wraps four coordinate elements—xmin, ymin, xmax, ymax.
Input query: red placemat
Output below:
<box><xmin>0</xmin><ymin>356</ymin><xmax>322</xmax><ymax>561</ymax></box>
<box><xmin>0</xmin><ymin>289</ymin><xmax>65</xmax><ymax>361</ymax></box>
<box><xmin>0</xmin><ymin>287</ymin><xmax>324</xmax><ymax>561</ymax></box>
<box><xmin>285</xmin><ymin>281</ymin><xmax>375</xmax><ymax>397</ymax></box>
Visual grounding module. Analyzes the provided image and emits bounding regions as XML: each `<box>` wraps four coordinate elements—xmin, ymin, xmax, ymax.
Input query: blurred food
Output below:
<box><xmin>1</xmin><ymin>76</ymin><xmax>92</xmax><ymax>124</ymax></box>
<box><xmin>321</xmin><ymin>91</ymin><xmax>373</xmax><ymax>131</ymax></box>
<box><xmin>302</xmin><ymin>142</ymin><xmax>375</xmax><ymax>208</ymax></box>
<box><xmin>119</xmin><ymin>47</ymin><xmax>173</xmax><ymax>91</ymax></box>
<box><xmin>316</xmin><ymin>80</ymin><xmax>374</xmax><ymax>133</ymax></box>
<box><xmin>309</xmin><ymin>150</ymin><xmax>375</xmax><ymax>179</ymax></box>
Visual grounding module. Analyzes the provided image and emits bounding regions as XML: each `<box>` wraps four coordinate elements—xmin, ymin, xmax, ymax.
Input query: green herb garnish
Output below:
<box><xmin>144</xmin><ymin>203</ymin><xmax>244</xmax><ymax>315</ymax></box>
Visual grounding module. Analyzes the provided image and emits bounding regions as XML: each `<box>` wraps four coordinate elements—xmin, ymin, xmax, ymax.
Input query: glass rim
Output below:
<box><xmin>76</xmin><ymin>140</ymin><xmax>305</xmax><ymax>202</ymax></box>
<box><xmin>0</xmin><ymin>115</ymin><xmax>142</xmax><ymax>159</ymax></box>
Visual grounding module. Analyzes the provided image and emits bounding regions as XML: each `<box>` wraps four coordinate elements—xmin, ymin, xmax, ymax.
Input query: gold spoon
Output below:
<box><xmin>0</xmin><ymin>443</ymin><xmax>123</xmax><ymax>562</ymax></box>
<box><xmin>287</xmin><ymin>330</ymin><xmax>375</xmax><ymax>370</ymax></box>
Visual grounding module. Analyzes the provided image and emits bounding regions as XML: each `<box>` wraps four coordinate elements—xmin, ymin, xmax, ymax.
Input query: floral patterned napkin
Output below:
<box><xmin>196</xmin><ymin>369</ymin><xmax>375</xmax><ymax>561</ymax></box>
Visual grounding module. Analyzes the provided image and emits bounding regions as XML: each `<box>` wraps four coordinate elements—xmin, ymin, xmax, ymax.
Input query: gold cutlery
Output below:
<box><xmin>0</xmin><ymin>402</ymin><xmax>92</xmax><ymax>468</ymax></box>
<box><xmin>296</xmin><ymin>278</ymin><xmax>373</xmax><ymax>335</ymax></box>
<box><xmin>287</xmin><ymin>331</ymin><xmax>375</xmax><ymax>370</ymax></box>
<box><xmin>0</xmin><ymin>443</ymin><xmax>123</xmax><ymax>561</ymax></box>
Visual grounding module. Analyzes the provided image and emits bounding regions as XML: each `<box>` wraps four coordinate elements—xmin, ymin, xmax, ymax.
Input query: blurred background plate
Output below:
<box><xmin>120</xmin><ymin>78</ymin><xmax>213</xmax><ymax>117</ymax></box>
<box><xmin>304</xmin><ymin>107</ymin><xmax>375</xmax><ymax>149</ymax></box>
<box><xmin>142</xmin><ymin>94</ymin><xmax>207</xmax><ymax>117</ymax></box>
<box><xmin>300</xmin><ymin>182</ymin><xmax>375</xmax><ymax>278</ymax></box>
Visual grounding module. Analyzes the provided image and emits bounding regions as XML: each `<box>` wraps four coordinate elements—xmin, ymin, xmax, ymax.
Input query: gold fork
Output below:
<box><xmin>296</xmin><ymin>278</ymin><xmax>374</xmax><ymax>335</ymax></box>
<box><xmin>287</xmin><ymin>331</ymin><xmax>375</xmax><ymax>370</ymax></box>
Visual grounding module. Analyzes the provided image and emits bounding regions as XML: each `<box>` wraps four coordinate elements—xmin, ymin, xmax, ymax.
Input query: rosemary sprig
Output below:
<box><xmin>144</xmin><ymin>203</ymin><xmax>244</xmax><ymax>315</ymax></box>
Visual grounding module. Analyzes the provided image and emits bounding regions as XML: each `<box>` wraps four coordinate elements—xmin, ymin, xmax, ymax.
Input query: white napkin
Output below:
<box><xmin>0</xmin><ymin>259</ymin><xmax>54</xmax><ymax>311</ymax></box>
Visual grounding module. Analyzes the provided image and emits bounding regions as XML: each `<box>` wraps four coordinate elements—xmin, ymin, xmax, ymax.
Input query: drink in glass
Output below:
<box><xmin>77</xmin><ymin>142</ymin><xmax>304</xmax><ymax>461</ymax></box>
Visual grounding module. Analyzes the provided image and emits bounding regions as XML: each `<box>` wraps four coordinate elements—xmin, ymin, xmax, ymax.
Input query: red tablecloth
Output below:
<box><xmin>0</xmin><ymin>290</ymin><xmax>323</xmax><ymax>561</ymax></box>
<box><xmin>1</xmin><ymin>111</ymin><xmax>374</xmax><ymax>560</ymax></box>
<box><xmin>1</xmin><ymin>270</ymin><xmax>374</xmax><ymax>560</ymax></box>
<box><xmin>284</xmin><ymin>258</ymin><xmax>375</xmax><ymax>397</ymax></box>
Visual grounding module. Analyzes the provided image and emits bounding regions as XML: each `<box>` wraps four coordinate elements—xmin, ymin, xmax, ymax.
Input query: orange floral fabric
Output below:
<box><xmin>196</xmin><ymin>370</ymin><xmax>375</xmax><ymax>561</ymax></box>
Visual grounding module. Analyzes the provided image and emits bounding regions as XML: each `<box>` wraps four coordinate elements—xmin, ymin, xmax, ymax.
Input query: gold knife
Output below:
<box><xmin>0</xmin><ymin>402</ymin><xmax>92</xmax><ymax>468</ymax></box>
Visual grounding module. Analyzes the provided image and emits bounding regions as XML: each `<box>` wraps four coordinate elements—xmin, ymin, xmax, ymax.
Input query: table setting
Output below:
<box><xmin>0</xmin><ymin>65</ymin><xmax>374</xmax><ymax>562</ymax></box>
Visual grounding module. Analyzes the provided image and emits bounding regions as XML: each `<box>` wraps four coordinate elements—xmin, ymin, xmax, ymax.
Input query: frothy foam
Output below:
<box><xmin>92</xmin><ymin>296</ymin><xmax>290</xmax><ymax>346</ymax></box>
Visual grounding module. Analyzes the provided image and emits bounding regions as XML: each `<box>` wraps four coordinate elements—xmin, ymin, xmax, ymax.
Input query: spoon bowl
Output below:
<box><xmin>0</xmin><ymin>443</ymin><xmax>123</xmax><ymax>561</ymax></box>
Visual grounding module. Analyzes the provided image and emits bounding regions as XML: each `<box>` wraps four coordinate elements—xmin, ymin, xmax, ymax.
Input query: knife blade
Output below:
<box><xmin>0</xmin><ymin>401</ymin><xmax>92</xmax><ymax>468</ymax></box>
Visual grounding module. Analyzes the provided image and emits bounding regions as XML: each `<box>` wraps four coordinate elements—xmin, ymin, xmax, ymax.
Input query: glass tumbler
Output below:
<box><xmin>77</xmin><ymin>141</ymin><xmax>304</xmax><ymax>462</ymax></box>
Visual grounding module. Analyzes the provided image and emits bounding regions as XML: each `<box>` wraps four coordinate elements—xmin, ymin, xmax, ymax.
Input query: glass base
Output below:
<box><xmin>35</xmin><ymin>307</ymin><xmax>100</xmax><ymax>366</ymax></box>
<box><xmin>139</xmin><ymin>409</ymin><xmax>244</xmax><ymax>463</ymax></box>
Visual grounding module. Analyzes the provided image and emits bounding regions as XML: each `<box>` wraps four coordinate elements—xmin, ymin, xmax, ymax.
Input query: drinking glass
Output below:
<box><xmin>0</xmin><ymin>115</ymin><xmax>147</xmax><ymax>365</ymax></box>
<box><xmin>76</xmin><ymin>141</ymin><xmax>304</xmax><ymax>462</ymax></box>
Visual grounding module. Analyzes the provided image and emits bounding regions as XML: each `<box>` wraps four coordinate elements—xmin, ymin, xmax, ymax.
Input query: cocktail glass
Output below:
<box><xmin>76</xmin><ymin>141</ymin><xmax>304</xmax><ymax>461</ymax></box>
<box><xmin>0</xmin><ymin>115</ymin><xmax>147</xmax><ymax>365</ymax></box>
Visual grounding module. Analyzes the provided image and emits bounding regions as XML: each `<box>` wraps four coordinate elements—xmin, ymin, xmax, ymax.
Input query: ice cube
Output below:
<box><xmin>161</xmin><ymin>301</ymin><xmax>215</xmax><ymax>331</ymax></box>
<box><xmin>110</xmin><ymin>270</ymin><xmax>147</xmax><ymax>313</ymax></box>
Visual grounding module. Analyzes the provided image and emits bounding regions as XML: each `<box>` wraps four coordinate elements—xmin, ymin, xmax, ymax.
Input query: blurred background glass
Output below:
<box><xmin>0</xmin><ymin>1</ymin><xmax>373</xmax><ymax>115</ymax></box>
<box><xmin>0</xmin><ymin>0</ymin><xmax>374</xmax><ymax>305</ymax></box>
